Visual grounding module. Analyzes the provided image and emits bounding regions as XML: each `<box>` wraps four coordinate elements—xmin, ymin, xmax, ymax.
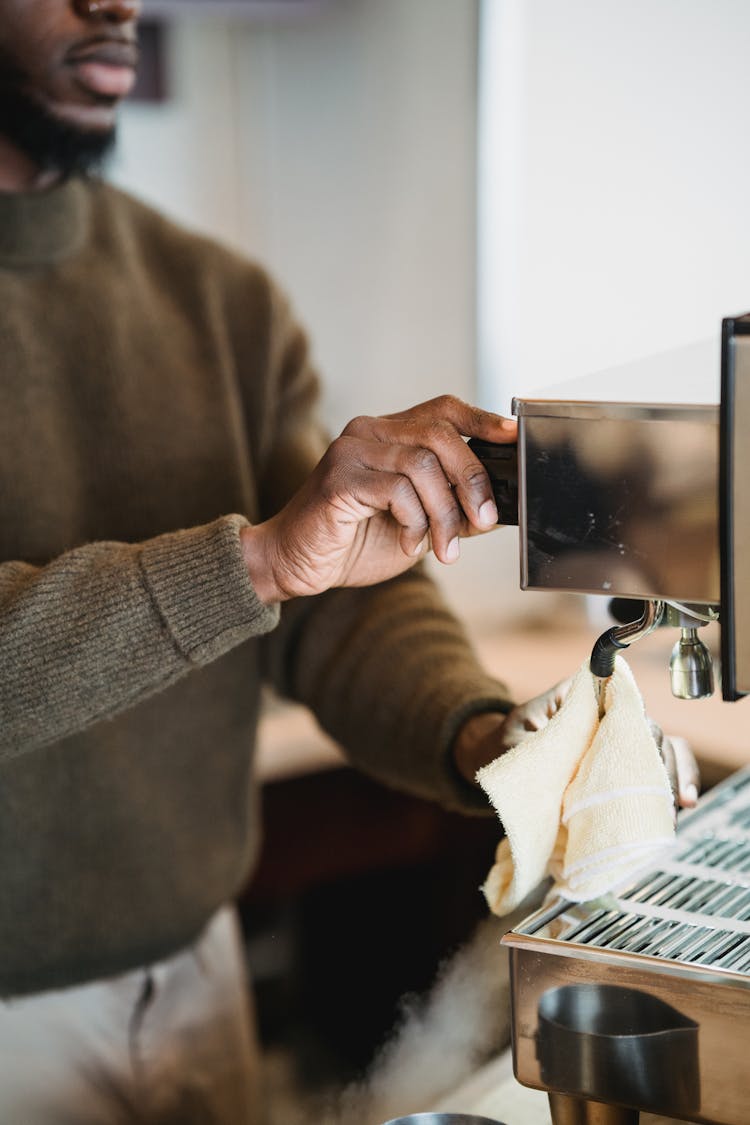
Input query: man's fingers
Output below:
<box><xmin>648</xmin><ymin>721</ymin><xmax>700</xmax><ymax>811</ymax></box>
<box><xmin>381</xmin><ymin>394</ymin><xmax>517</xmax><ymax>444</ymax></box>
<box><xmin>342</xmin><ymin>407</ymin><xmax>511</xmax><ymax>535</ymax></box>
<box><xmin>321</xmin><ymin>442</ymin><xmax>466</xmax><ymax>564</ymax></box>
<box><xmin>337</xmin><ymin>468</ymin><xmax>429</xmax><ymax>555</ymax></box>
<box><xmin>659</xmin><ymin>735</ymin><xmax>679</xmax><ymax>813</ymax></box>
<box><xmin>324</xmin><ymin>436</ymin><xmax>469</xmax><ymax>562</ymax></box>
<box><xmin>497</xmin><ymin>679</ymin><xmax>573</xmax><ymax>751</ymax></box>
<box><xmin>670</xmin><ymin>735</ymin><xmax>700</xmax><ymax>807</ymax></box>
<box><xmin>357</xmin><ymin>439</ymin><xmax>472</xmax><ymax>561</ymax></box>
<box><xmin>345</xmin><ymin>414</ymin><xmax>495</xmax><ymax>531</ymax></box>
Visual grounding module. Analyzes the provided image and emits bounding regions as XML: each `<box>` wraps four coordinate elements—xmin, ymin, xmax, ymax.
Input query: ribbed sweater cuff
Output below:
<box><xmin>139</xmin><ymin>515</ymin><xmax>280</xmax><ymax>664</ymax></box>
<box><xmin>430</xmin><ymin>683</ymin><xmax>514</xmax><ymax>814</ymax></box>
<box><xmin>436</xmin><ymin>688</ymin><xmax>512</xmax><ymax>814</ymax></box>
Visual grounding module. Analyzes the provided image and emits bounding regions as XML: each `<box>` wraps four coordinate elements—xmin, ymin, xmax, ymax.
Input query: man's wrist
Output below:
<box><xmin>452</xmin><ymin>710</ymin><xmax>510</xmax><ymax>786</ymax></box>
<box><xmin>239</xmin><ymin>523</ymin><xmax>285</xmax><ymax>606</ymax></box>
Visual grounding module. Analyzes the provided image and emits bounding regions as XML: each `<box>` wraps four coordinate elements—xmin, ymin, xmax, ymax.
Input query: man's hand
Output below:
<box><xmin>647</xmin><ymin>725</ymin><xmax>700</xmax><ymax>812</ymax></box>
<box><xmin>453</xmin><ymin>680</ymin><xmax>571</xmax><ymax>786</ymax></box>
<box><xmin>453</xmin><ymin>685</ymin><xmax>701</xmax><ymax>812</ymax></box>
<box><xmin>240</xmin><ymin>396</ymin><xmax>517</xmax><ymax>603</ymax></box>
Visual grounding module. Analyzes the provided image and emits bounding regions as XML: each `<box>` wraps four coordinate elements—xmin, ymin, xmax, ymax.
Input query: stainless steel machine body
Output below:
<box><xmin>503</xmin><ymin>768</ymin><xmax>750</xmax><ymax>1123</ymax></box>
<box><xmin>514</xmin><ymin>397</ymin><xmax>720</xmax><ymax>606</ymax></box>
<box><xmin>502</xmin><ymin>314</ymin><xmax>750</xmax><ymax>700</ymax></box>
<box><xmin>491</xmin><ymin>318</ymin><xmax>750</xmax><ymax>1122</ymax></box>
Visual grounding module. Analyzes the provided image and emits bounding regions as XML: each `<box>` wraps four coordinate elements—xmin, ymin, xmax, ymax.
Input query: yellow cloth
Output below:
<box><xmin>477</xmin><ymin>656</ymin><xmax>675</xmax><ymax>914</ymax></box>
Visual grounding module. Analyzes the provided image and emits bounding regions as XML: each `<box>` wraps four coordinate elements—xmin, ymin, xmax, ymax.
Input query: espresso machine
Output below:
<box><xmin>471</xmin><ymin>314</ymin><xmax>750</xmax><ymax>1124</ymax></box>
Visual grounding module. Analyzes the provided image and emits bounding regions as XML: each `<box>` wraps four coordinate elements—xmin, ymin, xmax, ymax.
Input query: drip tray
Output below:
<box><xmin>503</xmin><ymin>767</ymin><xmax>750</xmax><ymax>1124</ymax></box>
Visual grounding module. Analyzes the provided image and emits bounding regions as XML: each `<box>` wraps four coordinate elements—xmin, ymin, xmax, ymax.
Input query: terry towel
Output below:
<box><xmin>477</xmin><ymin>655</ymin><xmax>675</xmax><ymax>915</ymax></box>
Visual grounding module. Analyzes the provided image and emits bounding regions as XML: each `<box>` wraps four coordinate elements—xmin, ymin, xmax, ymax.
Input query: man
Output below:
<box><xmin>0</xmin><ymin>3</ymin><xmax>698</xmax><ymax>1123</ymax></box>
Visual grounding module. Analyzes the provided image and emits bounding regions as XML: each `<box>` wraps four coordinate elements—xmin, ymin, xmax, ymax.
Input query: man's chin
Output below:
<box><xmin>45</xmin><ymin>97</ymin><xmax>120</xmax><ymax>136</ymax></box>
<box><xmin>0</xmin><ymin>86</ymin><xmax>117</xmax><ymax>178</ymax></box>
<box><xmin>0</xmin><ymin>47</ymin><xmax>118</xmax><ymax>179</ymax></box>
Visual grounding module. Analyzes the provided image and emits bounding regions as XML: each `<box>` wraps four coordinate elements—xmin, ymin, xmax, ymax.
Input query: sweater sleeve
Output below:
<box><xmin>222</xmin><ymin>273</ymin><xmax>512</xmax><ymax>814</ymax></box>
<box><xmin>263</xmin><ymin>570</ymin><xmax>513</xmax><ymax>814</ymax></box>
<box><xmin>0</xmin><ymin>514</ymin><xmax>278</xmax><ymax>760</ymax></box>
<box><xmin>251</xmin><ymin>282</ymin><xmax>514</xmax><ymax>814</ymax></box>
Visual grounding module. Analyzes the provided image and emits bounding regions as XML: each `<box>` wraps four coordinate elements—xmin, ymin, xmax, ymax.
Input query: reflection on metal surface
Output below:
<box><xmin>733</xmin><ymin>340</ymin><xmax>750</xmax><ymax>693</ymax></box>
<box><xmin>382</xmin><ymin>1116</ymin><xmax>509</xmax><ymax>1125</ymax></box>
<box><xmin>547</xmin><ymin>1092</ymin><xmax>638</xmax><ymax>1125</ymax></box>
<box><xmin>537</xmin><ymin>985</ymin><xmax>699</xmax><ymax>1116</ymax></box>
<box><xmin>513</xmin><ymin>403</ymin><xmax>720</xmax><ymax>604</ymax></box>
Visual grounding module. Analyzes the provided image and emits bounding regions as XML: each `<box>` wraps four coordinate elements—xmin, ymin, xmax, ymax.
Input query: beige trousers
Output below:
<box><xmin>0</xmin><ymin>907</ymin><xmax>263</xmax><ymax>1125</ymax></box>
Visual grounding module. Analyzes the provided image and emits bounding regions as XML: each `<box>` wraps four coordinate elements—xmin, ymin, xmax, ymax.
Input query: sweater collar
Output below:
<box><xmin>0</xmin><ymin>176</ymin><xmax>89</xmax><ymax>267</ymax></box>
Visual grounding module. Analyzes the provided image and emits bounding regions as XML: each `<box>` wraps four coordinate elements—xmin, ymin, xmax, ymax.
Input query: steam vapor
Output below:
<box><xmin>323</xmin><ymin>912</ymin><xmax>515</xmax><ymax>1125</ymax></box>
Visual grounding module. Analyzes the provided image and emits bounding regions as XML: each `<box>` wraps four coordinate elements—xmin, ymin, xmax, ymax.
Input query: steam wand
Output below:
<box><xmin>589</xmin><ymin>600</ymin><xmax>665</xmax><ymax>717</ymax></box>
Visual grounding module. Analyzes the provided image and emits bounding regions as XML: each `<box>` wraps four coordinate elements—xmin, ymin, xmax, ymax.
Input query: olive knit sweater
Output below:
<box><xmin>0</xmin><ymin>177</ymin><xmax>511</xmax><ymax>996</ymax></box>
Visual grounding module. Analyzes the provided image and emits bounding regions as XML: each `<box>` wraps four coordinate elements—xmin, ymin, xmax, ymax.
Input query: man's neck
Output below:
<box><xmin>0</xmin><ymin>134</ymin><xmax>59</xmax><ymax>193</ymax></box>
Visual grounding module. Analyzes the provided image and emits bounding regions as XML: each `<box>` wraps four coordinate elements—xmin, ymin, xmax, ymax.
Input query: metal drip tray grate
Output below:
<box><xmin>521</xmin><ymin>767</ymin><xmax>750</xmax><ymax>975</ymax></box>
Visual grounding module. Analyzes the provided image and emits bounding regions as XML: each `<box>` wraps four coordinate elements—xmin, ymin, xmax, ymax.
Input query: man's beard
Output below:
<box><xmin>0</xmin><ymin>52</ymin><xmax>116</xmax><ymax>179</ymax></box>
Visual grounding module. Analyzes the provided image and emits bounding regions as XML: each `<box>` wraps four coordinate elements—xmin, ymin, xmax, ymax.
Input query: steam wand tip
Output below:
<box><xmin>589</xmin><ymin>599</ymin><xmax>665</xmax><ymax>716</ymax></box>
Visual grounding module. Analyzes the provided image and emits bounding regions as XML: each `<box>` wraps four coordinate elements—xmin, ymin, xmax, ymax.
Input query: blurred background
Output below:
<box><xmin>107</xmin><ymin>1</ymin><xmax>750</xmax><ymax>1118</ymax></box>
<box><xmin>113</xmin><ymin>0</ymin><xmax>750</xmax><ymax>626</ymax></box>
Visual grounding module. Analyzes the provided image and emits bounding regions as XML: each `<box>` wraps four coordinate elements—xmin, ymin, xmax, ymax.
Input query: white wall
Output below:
<box><xmin>478</xmin><ymin>0</ymin><xmax>750</xmax><ymax>412</ymax></box>
<box><xmin>110</xmin><ymin>0</ymin><xmax>479</xmax><ymax>433</ymax></box>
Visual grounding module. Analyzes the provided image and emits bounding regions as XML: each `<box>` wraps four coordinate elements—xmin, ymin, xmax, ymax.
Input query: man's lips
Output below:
<box><xmin>66</xmin><ymin>41</ymin><xmax>139</xmax><ymax>99</ymax></box>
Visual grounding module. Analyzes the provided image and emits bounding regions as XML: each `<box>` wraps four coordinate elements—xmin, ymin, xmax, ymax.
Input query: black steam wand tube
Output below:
<box><xmin>590</xmin><ymin>599</ymin><xmax>665</xmax><ymax>717</ymax></box>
